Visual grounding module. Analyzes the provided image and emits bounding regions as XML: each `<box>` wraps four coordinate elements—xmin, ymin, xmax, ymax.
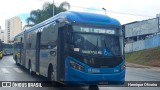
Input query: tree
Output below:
<box><xmin>25</xmin><ymin>2</ymin><xmax>70</xmax><ymax>28</ymax></box>
<box><xmin>59</xmin><ymin>1</ymin><xmax>70</xmax><ymax>11</ymax></box>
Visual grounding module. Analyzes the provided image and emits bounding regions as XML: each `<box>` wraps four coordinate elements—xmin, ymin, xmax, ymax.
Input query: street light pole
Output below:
<box><xmin>53</xmin><ymin>0</ymin><xmax>54</xmax><ymax>16</ymax></box>
<box><xmin>102</xmin><ymin>8</ymin><xmax>106</xmax><ymax>15</ymax></box>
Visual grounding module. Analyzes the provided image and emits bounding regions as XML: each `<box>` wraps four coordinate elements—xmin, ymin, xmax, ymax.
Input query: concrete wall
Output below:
<box><xmin>125</xmin><ymin>35</ymin><xmax>160</xmax><ymax>53</ymax></box>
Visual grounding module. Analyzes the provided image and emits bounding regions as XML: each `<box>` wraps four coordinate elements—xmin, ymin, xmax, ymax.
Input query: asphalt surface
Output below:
<box><xmin>0</xmin><ymin>56</ymin><xmax>160</xmax><ymax>90</ymax></box>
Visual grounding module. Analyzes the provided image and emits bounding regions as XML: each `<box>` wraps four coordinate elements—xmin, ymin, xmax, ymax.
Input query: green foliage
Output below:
<box><xmin>125</xmin><ymin>46</ymin><xmax>160</xmax><ymax>67</ymax></box>
<box><xmin>26</xmin><ymin>2</ymin><xmax>70</xmax><ymax>27</ymax></box>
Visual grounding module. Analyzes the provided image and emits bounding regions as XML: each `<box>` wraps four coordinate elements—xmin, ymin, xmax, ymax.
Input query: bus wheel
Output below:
<box><xmin>89</xmin><ymin>85</ymin><xmax>99</xmax><ymax>90</ymax></box>
<box><xmin>15</xmin><ymin>56</ymin><xmax>18</xmax><ymax>65</ymax></box>
<box><xmin>48</xmin><ymin>67</ymin><xmax>55</xmax><ymax>81</ymax></box>
<box><xmin>48</xmin><ymin>67</ymin><xmax>60</xmax><ymax>86</ymax></box>
<box><xmin>28</xmin><ymin>61</ymin><xmax>33</xmax><ymax>75</ymax></box>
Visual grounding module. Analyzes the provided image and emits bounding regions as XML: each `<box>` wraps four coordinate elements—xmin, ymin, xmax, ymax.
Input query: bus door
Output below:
<box><xmin>57</xmin><ymin>27</ymin><xmax>66</xmax><ymax>81</ymax></box>
<box><xmin>35</xmin><ymin>32</ymin><xmax>41</xmax><ymax>73</ymax></box>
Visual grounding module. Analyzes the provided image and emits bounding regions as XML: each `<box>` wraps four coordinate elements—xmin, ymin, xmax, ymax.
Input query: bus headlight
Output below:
<box><xmin>120</xmin><ymin>63</ymin><xmax>126</xmax><ymax>71</ymax></box>
<box><xmin>69</xmin><ymin>60</ymin><xmax>84</xmax><ymax>72</ymax></box>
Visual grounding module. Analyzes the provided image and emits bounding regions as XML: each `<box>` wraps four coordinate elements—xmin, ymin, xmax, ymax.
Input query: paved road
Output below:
<box><xmin>99</xmin><ymin>67</ymin><xmax>160</xmax><ymax>90</ymax></box>
<box><xmin>0</xmin><ymin>56</ymin><xmax>89</xmax><ymax>90</ymax></box>
<box><xmin>0</xmin><ymin>56</ymin><xmax>160</xmax><ymax>90</ymax></box>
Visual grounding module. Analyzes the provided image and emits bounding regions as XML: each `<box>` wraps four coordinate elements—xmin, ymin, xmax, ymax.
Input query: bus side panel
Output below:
<box><xmin>25</xmin><ymin>32</ymin><xmax>31</xmax><ymax>69</ymax></box>
<box><xmin>20</xmin><ymin>37</ymin><xmax>24</xmax><ymax>66</ymax></box>
<box><xmin>25</xmin><ymin>31</ymin><xmax>37</xmax><ymax>72</ymax></box>
<box><xmin>13</xmin><ymin>36</ymin><xmax>19</xmax><ymax>62</ymax></box>
<box><xmin>13</xmin><ymin>35</ymin><xmax>24</xmax><ymax>65</ymax></box>
<box><xmin>39</xmin><ymin>23</ymin><xmax>58</xmax><ymax>78</ymax></box>
<box><xmin>39</xmin><ymin>26</ymin><xmax>51</xmax><ymax>77</ymax></box>
<box><xmin>22</xmin><ymin>31</ymin><xmax>27</xmax><ymax>67</ymax></box>
<box><xmin>16</xmin><ymin>37</ymin><xmax>21</xmax><ymax>64</ymax></box>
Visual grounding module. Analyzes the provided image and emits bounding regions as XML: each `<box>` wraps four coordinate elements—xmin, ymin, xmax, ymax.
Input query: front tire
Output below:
<box><xmin>89</xmin><ymin>85</ymin><xmax>99</xmax><ymax>90</ymax></box>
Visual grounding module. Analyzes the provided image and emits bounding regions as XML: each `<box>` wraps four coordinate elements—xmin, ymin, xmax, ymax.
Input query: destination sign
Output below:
<box><xmin>73</xmin><ymin>26</ymin><xmax>116</xmax><ymax>34</ymax></box>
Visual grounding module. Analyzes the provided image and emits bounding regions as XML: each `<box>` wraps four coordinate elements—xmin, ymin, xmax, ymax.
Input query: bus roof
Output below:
<box><xmin>18</xmin><ymin>11</ymin><xmax>121</xmax><ymax>35</ymax></box>
<box><xmin>65</xmin><ymin>11</ymin><xmax>121</xmax><ymax>26</ymax></box>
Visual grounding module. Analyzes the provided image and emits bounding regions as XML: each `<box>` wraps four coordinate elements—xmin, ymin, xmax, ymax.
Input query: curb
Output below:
<box><xmin>126</xmin><ymin>62</ymin><xmax>160</xmax><ymax>70</ymax></box>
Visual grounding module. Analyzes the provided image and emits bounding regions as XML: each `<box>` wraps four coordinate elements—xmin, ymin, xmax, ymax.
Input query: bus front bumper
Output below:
<box><xmin>65</xmin><ymin>67</ymin><xmax>125</xmax><ymax>85</ymax></box>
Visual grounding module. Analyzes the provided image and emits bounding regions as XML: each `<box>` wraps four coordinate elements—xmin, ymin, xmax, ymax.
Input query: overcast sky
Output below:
<box><xmin>0</xmin><ymin>0</ymin><xmax>160</xmax><ymax>29</ymax></box>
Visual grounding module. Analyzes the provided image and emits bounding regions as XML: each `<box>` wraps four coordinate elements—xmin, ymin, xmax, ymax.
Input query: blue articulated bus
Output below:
<box><xmin>13</xmin><ymin>11</ymin><xmax>125</xmax><ymax>87</ymax></box>
<box><xmin>0</xmin><ymin>41</ymin><xmax>13</xmax><ymax>59</ymax></box>
<box><xmin>2</xmin><ymin>43</ymin><xmax>13</xmax><ymax>56</ymax></box>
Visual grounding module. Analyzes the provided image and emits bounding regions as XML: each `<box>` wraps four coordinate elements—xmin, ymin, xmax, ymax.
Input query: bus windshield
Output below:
<box><xmin>71</xmin><ymin>25</ymin><xmax>121</xmax><ymax>56</ymax></box>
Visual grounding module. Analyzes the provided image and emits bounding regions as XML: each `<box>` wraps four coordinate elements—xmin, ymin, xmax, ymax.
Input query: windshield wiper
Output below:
<box><xmin>103</xmin><ymin>39</ymin><xmax>115</xmax><ymax>56</ymax></box>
